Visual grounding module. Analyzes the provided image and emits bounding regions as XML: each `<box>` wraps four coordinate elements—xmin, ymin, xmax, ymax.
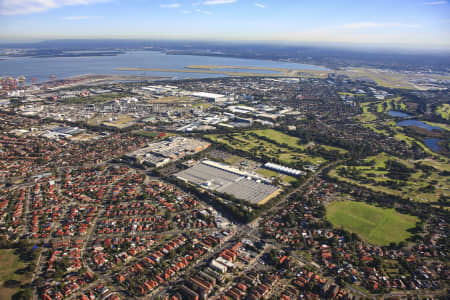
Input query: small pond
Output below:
<box><xmin>424</xmin><ymin>139</ymin><xmax>442</xmax><ymax>152</ymax></box>
<box><xmin>396</xmin><ymin>120</ymin><xmax>442</xmax><ymax>131</ymax></box>
<box><xmin>388</xmin><ymin>110</ymin><xmax>411</xmax><ymax>117</ymax></box>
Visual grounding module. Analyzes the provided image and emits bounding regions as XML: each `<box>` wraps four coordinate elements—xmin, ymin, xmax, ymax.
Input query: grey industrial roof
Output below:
<box><xmin>175</xmin><ymin>162</ymin><xmax>279</xmax><ymax>204</ymax></box>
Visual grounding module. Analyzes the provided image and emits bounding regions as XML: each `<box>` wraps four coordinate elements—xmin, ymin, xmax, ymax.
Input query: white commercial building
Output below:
<box><xmin>264</xmin><ymin>162</ymin><xmax>305</xmax><ymax>177</ymax></box>
<box><xmin>191</xmin><ymin>92</ymin><xmax>228</xmax><ymax>103</ymax></box>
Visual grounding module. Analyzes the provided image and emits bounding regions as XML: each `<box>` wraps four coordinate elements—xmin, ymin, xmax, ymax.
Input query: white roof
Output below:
<box><xmin>191</xmin><ymin>92</ymin><xmax>225</xmax><ymax>99</ymax></box>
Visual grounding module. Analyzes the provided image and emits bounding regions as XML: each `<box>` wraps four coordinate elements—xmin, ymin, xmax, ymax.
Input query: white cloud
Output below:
<box><xmin>195</xmin><ymin>8</ymin><xmax>212</xmax><ymax>14</ymax></box>
<box><xmin>424</xmin><ymin>1</ymin><xmax>448</xmax><ymax>4</ymax></box>
<box><xmin>160</xmin><ymin>3</ymin><xmax>180</xmax><ymax>9</ymax></box>
<box><xmin>341</xmin><ymin>22</ymin><xmax>420</xmax><ymax>29</ymax></box>
<box><xmin>0</xmin><ymin>0</ymin><xmax>111</xmax><ymax>15</ymax></box>
<box><xmin>63</xmin><ymin>15</ymin><xmax>100</xmax><ymax>20</ymax></box>
<box><xmin>182</xmin><ymin>10</ymin><xmax>192</xmax><ymax>14</ymax></box>
<box><xmin>255</xmin><ymin>3</ymin><xmax>264</xmax><ymax>8</ymax></box>
<box><xmin>203</xmin><ymin>0</ymin><xmax>237</xmax><ymax>5</ymax></box>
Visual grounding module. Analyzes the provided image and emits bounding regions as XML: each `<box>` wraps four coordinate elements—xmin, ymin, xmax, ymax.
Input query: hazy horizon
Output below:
<box><xmin>2</xmin><ymin>38</ymin><xmax>450</xmax><ymax>55</ymax></box>
<box><xmin>1</xmin><ymin>0</ymin><xmax>449</xmax><ymax>52</ymax></box>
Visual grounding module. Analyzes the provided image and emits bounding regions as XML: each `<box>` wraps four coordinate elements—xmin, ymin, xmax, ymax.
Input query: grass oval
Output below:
<box><xmin>326</xmin><ymin>201</ymin><xmax>419</xmax><ymax>246</ymax></box>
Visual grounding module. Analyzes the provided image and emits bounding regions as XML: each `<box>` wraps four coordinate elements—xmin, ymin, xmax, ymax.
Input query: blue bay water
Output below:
<box><xmin>0</xmin><ymin>50</ymin><xmax>327</xmax><ymax>84</ymax></box>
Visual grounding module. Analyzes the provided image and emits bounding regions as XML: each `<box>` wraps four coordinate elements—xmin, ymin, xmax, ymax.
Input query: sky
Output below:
<box><xmin>0</xmin><ymin>0</ymin><xmax>449</xmax><ymax>51</ymax></box>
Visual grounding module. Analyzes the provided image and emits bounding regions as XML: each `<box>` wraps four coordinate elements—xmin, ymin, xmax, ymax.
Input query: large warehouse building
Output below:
<box><xmin>175</xmin><ymin>160</ymin><xmax>281</xmax><ymax>205</ymax></box>
<box><xmin>125</xmin><ymin>137</ymin><xmax>210</xmax><ymax>167</ymax></box>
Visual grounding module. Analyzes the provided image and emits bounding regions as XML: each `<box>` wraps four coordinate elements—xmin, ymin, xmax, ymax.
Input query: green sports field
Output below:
<box><xmin>326</xmin><ymin>201</ymin><xmax>419</xmax><ymax>246</ymax></box>
<box><xmin>0</xmin><ymin>249</ymin><xmax>32</xmax><ymax>300</ymax></box>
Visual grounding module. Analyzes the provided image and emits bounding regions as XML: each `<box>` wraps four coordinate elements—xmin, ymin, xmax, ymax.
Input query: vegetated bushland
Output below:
<box><xmin>60</xmin><ymin>92</ymin><xmax>129</xmax><ymax>104</ymax></box>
